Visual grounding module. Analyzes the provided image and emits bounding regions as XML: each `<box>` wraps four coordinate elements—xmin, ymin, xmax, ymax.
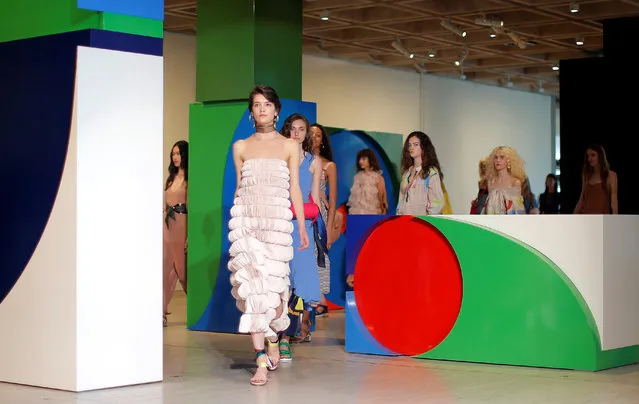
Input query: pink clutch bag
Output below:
<box><xmin>290</xmin><ymin>194</ymin><xmax>319</xmax><ymax>222</ymax></box>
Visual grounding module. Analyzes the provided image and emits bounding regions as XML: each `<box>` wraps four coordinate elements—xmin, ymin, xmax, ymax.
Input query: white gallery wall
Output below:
<box><xmin>164</xmin><ymin>32</ymin><xmax>554</xmax><ymax>214</ymax></box>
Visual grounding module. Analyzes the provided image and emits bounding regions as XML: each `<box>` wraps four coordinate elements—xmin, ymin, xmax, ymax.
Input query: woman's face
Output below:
<box><xmin>586</xmin><ymin>149</ymin><xmax>599</xmax><ymax>167</ymax></box>
<box><xmin>493</xmin><ymin>150</ymin><xmax>508</xmax><ymax>171</ymax></box>
<box><xmin>251</xmin><ymin>93</ymin><xmax>277</xmax><ymax>126</ymax></box>
<box><xmin>310</xmin><ymin>126</ymin><xmax>322</xmax><ymax>152</ymax></box>
<box><xmin>289</xmin><ymin>119</ymin><xmax>307</xmax><ymax>144</ymax></box>
<box><xmin>407</xmin><ymin>136</ymin><xmax>422</xmax><ymax>160</ymax></box>
<box><xmin>546</xmin><ymin>176</ymin><xmax>555</xmax><ymax>189</ymax></box>
<box><xmin>171</xmin><ymin>146</ymin><xmax>181</xmax><ymax>168</ymax></box>
<box><xmin>359</xmin><ymin>156</ymin><xmax>370</xmax><ymax>170</ymax></box>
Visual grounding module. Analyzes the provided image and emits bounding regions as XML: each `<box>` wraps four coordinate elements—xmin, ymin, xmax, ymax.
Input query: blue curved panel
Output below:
<box><xmin>191</xmin><ymin>101</ymin><xmax>317</xmax><ymax>332</ymax></box>
<box><xmin>345</xmin><ymin>291</ymin><xmax>398</xmax><ymax>356</ymax></box>
<box><xmin>329</xmin><ymin>130</ymin><xmax>398</xmax><ymax>215</ymax></box>
<box><xmin>0</xmin><ymin>34</ymin><xmax>82</xmax><ymax>303</ymax></box>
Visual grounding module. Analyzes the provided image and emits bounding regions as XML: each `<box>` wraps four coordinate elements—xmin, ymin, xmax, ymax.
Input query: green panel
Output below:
<box><xmin>254</xmin><ymin>0</ymin><xmax>302</xmax><ymax>100</ymax></box>
<box><xmin>0</xmin><ymin>0</ymin><xmax>100</xmax><ymax>43</ymax></box>
<box><xmin>420</xmin><ymin>217</ymin><xmax>603</xmax><ymax>370</ymax></box>
<box><xmin>101</xmin><ymin>12</ymin><xmax>163</xmax><ymax>38</ymax></box>
<box><xmin>186</xmin><ymin>102</ymin><xmax>246</xmax><ymax>326</ymax></box>
<box><xmin>196</xmin><ymin>0</ymin><xmax>302</xmax><ymax>102</ymax></box>
<box><xmin>0</xmin><ymin>1</ymin><xmax>163</xmax><ymax>43</ymax></box>
<box><xmin>196</xmin><ymin>0</ymin><xmax>255</xmax><ymax>102</ymax></box>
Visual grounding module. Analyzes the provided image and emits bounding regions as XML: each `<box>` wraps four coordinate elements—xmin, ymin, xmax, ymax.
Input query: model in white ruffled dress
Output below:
<box><xmin>228</xmin><ymin>85</ymin><xmax>309</xmax><ymax>387</ymax></box>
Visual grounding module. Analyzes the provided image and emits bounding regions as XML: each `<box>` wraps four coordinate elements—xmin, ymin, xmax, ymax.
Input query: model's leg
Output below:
<box><xmin>251</xmin><ymin>332</ymin><xmax>270</xmax><ymax>385</ymax></box>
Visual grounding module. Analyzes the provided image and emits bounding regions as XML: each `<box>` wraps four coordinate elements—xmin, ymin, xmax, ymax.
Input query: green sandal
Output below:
<box><xmin>279</xmin><ymin>341</ymin><xmax>292</xmax><ymax>362</ymax></box>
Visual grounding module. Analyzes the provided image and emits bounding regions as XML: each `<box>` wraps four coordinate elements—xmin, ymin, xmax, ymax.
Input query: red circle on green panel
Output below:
<box><xmin>354</xmin><ymin>216</ymin><xmax>463</xmax><ymax>356</ymax></box>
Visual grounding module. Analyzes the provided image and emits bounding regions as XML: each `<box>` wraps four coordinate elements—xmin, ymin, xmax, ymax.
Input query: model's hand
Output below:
<box><xmin>298</xmin><ymin>227</ymin><xmax>309</xmax><ymax>250</ymax></box>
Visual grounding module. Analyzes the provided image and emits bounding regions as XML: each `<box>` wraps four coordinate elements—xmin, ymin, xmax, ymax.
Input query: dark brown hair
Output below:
<box><xmin>311</xmin><ymin>123</ymin><xmax>333</xmax><ymax>162</ymax></box>
<box><xmin>401</xmin><ymin>131</ymin><xmax>443</xmax><ymax>180</ymax></box>
<box><xmin>280</xmin><ymin>113</ymin><xmax>313</xmax><ymax>153</ymax></box>
<box><xmin>356</xmin><ymin>149</ymin><xmax>381</xmax><ymax>172</ymax></box>
<box><xmin>165</xmin><ymin>140</ymin><xmax>188</xmax><ymax>190</ymax></box>
<box><xmin>248</xmin><ymin>85</ymin><xmax>281</xmax><ymax>113</ymax></box>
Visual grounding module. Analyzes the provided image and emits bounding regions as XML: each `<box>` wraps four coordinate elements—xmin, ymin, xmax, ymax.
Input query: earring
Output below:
<box><xmin>249</xmin><ymin>114</ymin><xmax>255</xmax><ymax>128</ymax></box>
<box><xmin>273</xmin><ymin>115</ymin><xmax>279</xmax><ymax>128</ymax></box>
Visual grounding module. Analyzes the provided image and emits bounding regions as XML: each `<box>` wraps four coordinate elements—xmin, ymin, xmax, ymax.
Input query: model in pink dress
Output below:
<box><xmin>347</xmin><ymin>149</ymin><xmax>388</xmax><ymax>215</ymax></box>
<box><xmin>228</xmin><ymin>85</ymin><xmax>309</xmax><ymax>386</ymax></box>
<box><xmin>163</xmin><ymin>140</ymin><xmax>188</xmax><ymax>327</ymax></box>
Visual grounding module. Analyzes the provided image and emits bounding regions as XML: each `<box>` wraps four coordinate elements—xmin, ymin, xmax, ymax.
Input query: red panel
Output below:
<box><xmin>354</xmin><ymin>216</ymin><xmax>463</xmax><ymax>356</ymax></box>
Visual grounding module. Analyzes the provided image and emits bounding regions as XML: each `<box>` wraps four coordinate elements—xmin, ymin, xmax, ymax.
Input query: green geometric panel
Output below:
<box><xmin>186</xmin><ymin>102</ymin><xmax>246</xmax><ymax>326</ymax></box>
<box><xmin>0</xmin><ymin>0</ymin><xmax>100</xmax><ymax>43</ymax></box>
<box><xmin>0</xmin><ymin>0</ymin><xmax>162</xmax><ymax>43</ymax></box>
<box><xmin>101</xmin><ymin>13</ymin><xmax>163</xmax><ymax>38</ymax></box>
<box><xmin>196</xmin><ymin>0</ymin><xmax>302</xmax><ymax>103</ymax></box>
<box><xmin>419</xmin><ymin>217</ymin><xmax>614</xmax><ymax>370</ymax></box>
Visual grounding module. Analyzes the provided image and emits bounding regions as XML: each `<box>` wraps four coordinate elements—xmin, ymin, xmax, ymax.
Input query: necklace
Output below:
<box><xmin>255</xmin><ymin>123</ymin><xmax>276</xmax><ymax>134</ymax></box>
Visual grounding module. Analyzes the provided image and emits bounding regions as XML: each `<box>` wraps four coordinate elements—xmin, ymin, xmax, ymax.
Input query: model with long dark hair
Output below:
<box><xmin>574</xmin><ymin>144</ymin><xmax>618</xmax><ymax>214</ymax></box>
<box><xmin>309</xmin><ymin>123</ymin><xmax>340</xmax><ymax>317</ymax></box>
<box><xmin>396</xmin><ymin>131</ymin><xmax>446</xmax><ymax>215</ymax></box>
<box><xmin>163</xmin><ymin>140</ymin><xmax>188</xmax><ymax>327</ymax></box>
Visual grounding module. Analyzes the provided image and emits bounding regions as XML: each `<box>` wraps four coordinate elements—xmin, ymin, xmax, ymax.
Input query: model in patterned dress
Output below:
<box><xmin>310</xmin><ymin>123</ymin><xmax>339</xmax><ymax>317</ymax></box>
<box><xmin>228</xmin><ymin>86</ymin><xmax>309</xmax><ymax>386</ymax></box>
<box><xmin>483</xmin><ymin>146</ymin><xmax>526</xmax><ymax>215</ymax></box>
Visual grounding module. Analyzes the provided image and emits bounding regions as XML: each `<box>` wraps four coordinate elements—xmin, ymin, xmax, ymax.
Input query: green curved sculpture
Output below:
<box><xmin>419</xmin><ymin>217</ymin><xmax>638</xmax><ymax>371</ymax></box>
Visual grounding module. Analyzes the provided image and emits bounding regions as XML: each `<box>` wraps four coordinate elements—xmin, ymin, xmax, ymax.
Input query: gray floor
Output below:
<box><xmin>2</xmin><ymin>293</ymin><xmax>639</xmax><ymax>403</ymax></box>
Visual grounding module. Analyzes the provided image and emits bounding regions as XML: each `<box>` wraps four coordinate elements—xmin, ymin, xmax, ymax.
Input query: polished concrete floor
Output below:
<box><xmin>2</xmin><ymin>293</ymin><xmax>639</xmax><ymax>403</ymax></box>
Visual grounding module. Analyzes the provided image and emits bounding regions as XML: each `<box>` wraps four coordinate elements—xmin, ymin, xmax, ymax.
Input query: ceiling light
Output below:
<box><xmin>576</xmin><ymin>37</ymin><xmax>584</xmax><ymax>46</ymax></box>
<box><xmin>569</xmin><ymin>2</ymin><xmax>580</xmax><ymax>13</ymax></box>
<box><xmin>552</xmin><ymin>65</ymin><xmax>559</xmax><ymax>71</ymax></box>
<box><xmin>475</xmin><ymin>17</ymin><xmax>503</xmax><ymax>28</ymax></box>
<box><xmin>320</xmin><ymin>9</ymin><xmax>329</xmax><ymax>20</ymax></box>
<box><xmin>391</xmin><ymin>39</ymin><xmax>415</xmax><ymax>60</ymax></box>
<box><xmin>489</xmin><ymin>32</ymin><xmax>497</xmax><ymax>38</ymax></box>
<box><xmin>428</xmin><ymin>50</ymin><xmax>436</xmax><ymax>58</ymax></box>
<box><xmin>441</xmin><ymin>19</ymin><xmax>467</xmax><ymax>38</ymax></box>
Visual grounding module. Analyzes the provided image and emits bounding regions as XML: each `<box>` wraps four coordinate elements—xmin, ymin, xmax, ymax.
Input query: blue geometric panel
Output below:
<box><xmin>0</xmin><ymin>33</ymin><xmax>80</xmax><ymax>304</ymax></box>
<box><xmin>89</xmin><ymin>29</ymin><xmax>163</xmax><ymax>57</ymax></box>
<box><xmin>0</xmin><ymin>29</ymin><xmax>162</xmax><ymax>304</ymax></box>
<box><xmin>190</xmin><ymin>101</ymin><xmax>317</xmax><ymax>333</ymax></box>
<box><xmin>77</xmin><ymin>0</ymin><xmax>164</xmax><ymax>21</ymax></box>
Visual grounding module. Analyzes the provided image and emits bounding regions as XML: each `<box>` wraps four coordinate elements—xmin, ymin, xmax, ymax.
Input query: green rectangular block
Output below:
<box><xmin>196</xmin><ymin>0</ymin><xmax>302</xmax><ymax>103</ymax></box>
<box><xmin>101</xmin><ymin>12</ymin><xmax>163</xmax><ymax>38</ymax></box>
<box><xmin>0</xmin><ymin>0</ymin><xmax>162</xmax><ymax>43</ymax></box>
<box><xmin>186</xmin><ymin>101</ymin><xmax>246</xmax><ymax>326</ymax></box>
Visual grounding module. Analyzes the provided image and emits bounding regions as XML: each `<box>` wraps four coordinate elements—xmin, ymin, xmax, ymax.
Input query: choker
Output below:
<box><xmin>255</xmin><ymin>124</ymin><xmax>276</xmax><ymax>133</ymax></box>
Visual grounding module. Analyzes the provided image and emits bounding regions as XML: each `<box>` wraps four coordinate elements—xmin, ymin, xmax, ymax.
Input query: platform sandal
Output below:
<box><xmin>251</xmin><ymin>351</ymin><xmax>273</xmax><ymax>386</ymax></box>
<box><xmin>279</xmin><ymin>341</ymin><xmax>293</xmax><ymax>362</ymax></box>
